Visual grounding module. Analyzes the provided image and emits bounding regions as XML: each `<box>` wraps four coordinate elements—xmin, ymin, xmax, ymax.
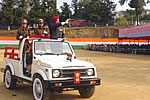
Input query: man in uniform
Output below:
<box><xmin>16</xmin><ymin>19</ymin><xmax>30</xmax><ymax>47</ymax></box>
<box><xmin>48</xmin><ymin>16</ymin><xmax>70</xmax><ymax>39</ymax></box>
<box><xmin>16</xmin><ymin>19</ymin><xmax>31</xmax><ymax>75</ymax></box>
<box><xmin>34</xmin><ymin>19</ymin><xmax>48</xmax><ymax>36</ymax></box>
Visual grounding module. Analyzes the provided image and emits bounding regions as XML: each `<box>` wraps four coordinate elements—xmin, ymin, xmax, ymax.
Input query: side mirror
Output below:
<box><xmin>74</xmin><ymin>56</ymin><xmax>77</xmax><ymax>59</ymax></box>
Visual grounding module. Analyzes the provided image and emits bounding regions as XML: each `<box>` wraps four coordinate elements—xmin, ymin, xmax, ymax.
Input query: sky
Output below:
<box><xmin>57</xmin><ymin>0</ymin><xmax>150</xmax><ymax>12</ymax></box>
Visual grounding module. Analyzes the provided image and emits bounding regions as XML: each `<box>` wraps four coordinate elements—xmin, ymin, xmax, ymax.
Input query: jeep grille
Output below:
<box><xmin>60</xmin><ymin>69</ymin><xmax>94</xmax><ymax>78</ymax></box>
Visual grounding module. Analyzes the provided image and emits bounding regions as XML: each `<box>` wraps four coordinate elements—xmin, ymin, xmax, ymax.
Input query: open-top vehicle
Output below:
<box><xmin>1</xmin><ymin>36</ymin><xmax>100</xmax><ymax>100</ymax></box>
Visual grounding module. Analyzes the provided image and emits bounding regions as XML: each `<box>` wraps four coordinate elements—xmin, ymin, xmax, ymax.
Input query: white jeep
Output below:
<box><xmin>1</xmin><ymin>37</ymin><xmax>100</xmax><ymax>100</ymax></box>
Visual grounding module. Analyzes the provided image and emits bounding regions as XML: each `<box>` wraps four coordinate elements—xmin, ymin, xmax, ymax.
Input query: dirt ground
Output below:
<box><xmin>0</xmin><ymin>49</ymin><xmax>150</xmax><ymax>100</ymax></box>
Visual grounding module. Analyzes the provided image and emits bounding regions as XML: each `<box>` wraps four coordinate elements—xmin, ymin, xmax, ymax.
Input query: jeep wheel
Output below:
<box><xmin>5</xmin><ymin>68</ymin><xmax>16</xmax><ymax>90</ymax></box>
<box><xmin>78</xmin><ymin>86</ymin><xmax>95</xmax><ymax>98</ymax></box>
<box><xmin>33</xmin><ymin>75</ymin><xmax>49</xmax><ymax>100</ymax></box>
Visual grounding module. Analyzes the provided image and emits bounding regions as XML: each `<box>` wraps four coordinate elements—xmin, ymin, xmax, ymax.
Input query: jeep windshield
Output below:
<box><xmin>34</xmin><ymin>41</ymin><xmax>73</xmax><ymax>55</ymax></box>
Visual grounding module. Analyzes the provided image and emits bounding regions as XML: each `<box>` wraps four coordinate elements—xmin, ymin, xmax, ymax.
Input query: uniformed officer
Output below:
<box><xmin>48</xmin><ymin>16</ymin><xmax>70</xmax><ymax>39</ymax></box>
<box><xmin>34</xmin><ymin>19</ymin><xmax>48</xmax><ymax>36</ymax></box>
<box><xmin>16</xmin><ymin>19</ymin><xmax>30</xmax><ymax>47</ymax></box>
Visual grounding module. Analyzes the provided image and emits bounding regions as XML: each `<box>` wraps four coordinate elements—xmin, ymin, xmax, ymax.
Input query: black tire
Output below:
<box><xmin>78</xmin><ymin>86</ymin><xmax>95</xmax><ymax>98</ymax></box>
<box><xmin>33</xmin><ymin>75</ymin><xmax>50</xmax><ymax>100</ymax></box>
<box><xmin>4</xmin><ymin>68</ymin><xmax>16</xmax><ymax>90</ymax></box>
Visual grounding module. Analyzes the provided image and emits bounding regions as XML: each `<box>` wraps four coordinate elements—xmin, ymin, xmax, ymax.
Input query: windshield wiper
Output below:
<box><xmin>60</xmin><ymin>52</ymin><xmax>71</xmax><ymax>55</ymax></box>
<box><xmin>45</xmin><ymin>52</ymin><xmax>71</xmax><ymax>55</ymax></box>
<box><xmin>46</xmin><ymin>53</ymin><xmax>57</xmax><ymax>55</ymax></box>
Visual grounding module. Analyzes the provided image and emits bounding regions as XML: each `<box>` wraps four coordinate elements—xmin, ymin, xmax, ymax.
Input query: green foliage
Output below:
<box><xmin>116</xmin><ymin>17</ymin><xmax>128</xmax><ymax>25</ymax></box>
<box><xmin>60</xmin><ymin>2</ymin><xmax>72</xmax><ymax>22</ymax></box>
<box><xmin>0</xmin><ymin>0</ymin><xmax>58</xmax><ymax>27</ymax></box>
<box><xmin>119</xmin><ymin>0</ymin><xmax>149</xmax><ymax>25</ymax></box>
<box><xmin>0</xmin><ymin>0</ymin><xmax>16</xmax><ymax>26</ymax></box>
<box><xmin>119</xmin><ymin>0</ymin><xmax>149</xmax><ymax>5</ymax></box>
<box><xmin>129</xmin><ymin>0</ymin><xmax>145</xmax><ymax>9</ymax></box>
<box><xmin>71</xmin><ymin>0</ymin><xmax>116</xmax><ymax>25</ymax></box>
<box><xmin>122</xmin><ymin>9</ymin><xmax>136</xmax><ymax>21</ymax></box>
<box><xmin>0</xmin><ymin>0</ymin><xmax>117</xmax><ymax>27</ymax></box>
<box><xmin>141</xmin><ymin>14</ymin><xmax>150</xmax><ymax>20</ymax></box>
<box><xmin>71</xmin><ymin>0</ymin><xmax>78</xmax><ymax>17</ymax></box>
<box><xmin>126</xmin><ymin>9</ymin><xmax>135</xmax><ymax>15</ymax></box>
<box><xmin>84</xmin><ymin>0</ymin><xmax>102</xmax><ymax>22</ymax></box>
<box><xmin>28</xmin><ymin>0</ymin><xmax>59</xmax><ymax>25</ymax></box>
<box><xmin>28</xmin><ymin>0</ymin><xmax>42</xmax><ymax>24</ymax></box>
<box><xmin>13</xmin><ymin>0</ymin><xmax>28</xmax><ymax>26</ymax></box>
<box><xmin>129</xmin><ymin>0</ymin><xmax>145</xmax><ymax>16</ymax></box>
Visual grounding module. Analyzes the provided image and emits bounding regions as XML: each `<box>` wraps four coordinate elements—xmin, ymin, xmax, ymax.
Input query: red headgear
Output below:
<box><xmin>51</xmin><ymin>16</ymin><xmax>59</xmax><ymax>24</ymax></box>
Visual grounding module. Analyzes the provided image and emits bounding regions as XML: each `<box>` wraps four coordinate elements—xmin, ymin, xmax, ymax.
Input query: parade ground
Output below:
<box><xmin>0</xmin><ymin>49</ymin><xmax>150</xmax><ymax>100</ymax></box>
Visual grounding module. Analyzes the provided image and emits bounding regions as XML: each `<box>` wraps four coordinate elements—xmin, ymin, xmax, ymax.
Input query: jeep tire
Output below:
<box><xmin>4</xmin><ymin>68</ymin><xmax>16</xmax><ymax>90</ymax></box>
<box><xmin>33</xmin><ymin>75</ymin><xmax>49</xmax><ymax>100</ymax></box>
<box><xmin>78</xmin><ymin>86</ymin><xmax>95</xmax><ymax>98</ymax></box>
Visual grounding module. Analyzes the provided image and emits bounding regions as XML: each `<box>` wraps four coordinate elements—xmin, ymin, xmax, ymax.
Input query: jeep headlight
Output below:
<box><xmin>53</xmin><ymin>70</ymin><xmax>61</xmax><ymax>78</ymax></box>
<box><xmin>87</xmin><ymin>69</ymin><xmax>94</xmax><ymax>76</ymax></box>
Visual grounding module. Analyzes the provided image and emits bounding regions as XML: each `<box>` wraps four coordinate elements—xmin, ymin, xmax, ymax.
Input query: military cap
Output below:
<box><xmin>21</xmin><ymin>19</ymin><xmax>27</xmax><ymax>24</ymax></box>
<box><xmin>38</xmin><ymin>19</ymin><xmax>44</xmax><ymax>23</ymax></box>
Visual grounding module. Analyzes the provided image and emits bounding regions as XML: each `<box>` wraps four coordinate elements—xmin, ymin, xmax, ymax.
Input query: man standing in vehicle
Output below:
<box><xmin>16</xmin><ymin>19</ymin><xmax>31</xmax><ymax>75</ymax></box>
<box><xmin>16</xmin><ymin>19</ymin><xmax>30</xmax><ymax>47</ymax></box>
<box><xmin>34</xmin><ymin>19</ymin><xmax>48</xmax><ymax>36</ymax></box>
<box><xmin>48</xmin><ymin>16</ymin><xmax>70</xmax><ymax>39</ymax></box>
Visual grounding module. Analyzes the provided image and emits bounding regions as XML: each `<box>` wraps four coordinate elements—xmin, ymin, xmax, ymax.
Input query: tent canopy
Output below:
<box><xmin>119</xmin><ymin>24</ymin><xmax>150</xmax><ymax>40</ymax></box>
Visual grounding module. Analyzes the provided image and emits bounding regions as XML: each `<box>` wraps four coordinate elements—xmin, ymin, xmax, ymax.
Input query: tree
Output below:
<box><xmin>28</xmin><ymin>0</ymin><xmax>59</xmax><ymax>25</ymax></box>
<box><xmin>119</xmin><ymin>0</ymin><xmax>149</xmax><ymax>5</ymax></box>
<box><xmin>123</xmin><ymin>9</ymin><xmax>135</xmax><ymax>22</ymax></box>
<box><xmin>101</xmin><ymin>0</ymin><xmax>116</xmax><ymax>25</ymax></box>
<box><xmin>141</xmin><ymin>14</ymin><xmax>150</xmax><ymax>20</ymax></box>
<box><xmin>84</xmin><ymin>0</ymin><xmax>102</xmax><ymax>22</ymax></box>
<box><xmin>119</xmin><ymin>0</ymin><xmax>149</xmax><ymax>25</ymax></box>
<box><xmin>0</xmin><ymin>0</ymin><xmax>60</xmax><ymax>28</ymax></box>
<box><xmin>0</xmin><ymin>9</ymin><xmax>2</xmax><ymax>25</ymax></box>
<box><xmin>60</xmin><ymin>2</ymin><xmax>72</xmax><ymax>22</ymax></box>
<box><xmin>81</xmin><ymin>0</ymin><xmax>116</xmax><ymax>25</ymax></box>
<box><xmin>1</xmin><ymin>0</ymin><xmax>16</xmax><ymax>29</ymax></box>
<box><xmin>71</xmin><ymin>0</ymin><xmax>78</xmax><ymax>18</ymax></box>
<box><xmin>44</xmin><ymin>0</ymin><xmax>59</xmax><ymax>23</ymax></box>
<box><xmin>28</xmin><ymin>0</ymin><xmax>41</xmax><ymax>25</ymax></box>
<box><xmin>116</xmin><ymin>17</ymin><xmax>128</xmax><ymax>25</ymax></box>
<box><xmin>13</xmin><ymin>0</ymin><xmax>29</xmax><ymax>27</ymax></box>
<box><xmin>129</xmin><ymin>0</ymin><xmax>145</xmax><ymax>25</ymax></box>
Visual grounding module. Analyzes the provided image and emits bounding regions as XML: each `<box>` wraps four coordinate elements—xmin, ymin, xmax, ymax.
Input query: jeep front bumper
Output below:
<box><xmin>47</xmin><ymin>78</ymin><xmax>100</xmax><ymax>88</ymax></box>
